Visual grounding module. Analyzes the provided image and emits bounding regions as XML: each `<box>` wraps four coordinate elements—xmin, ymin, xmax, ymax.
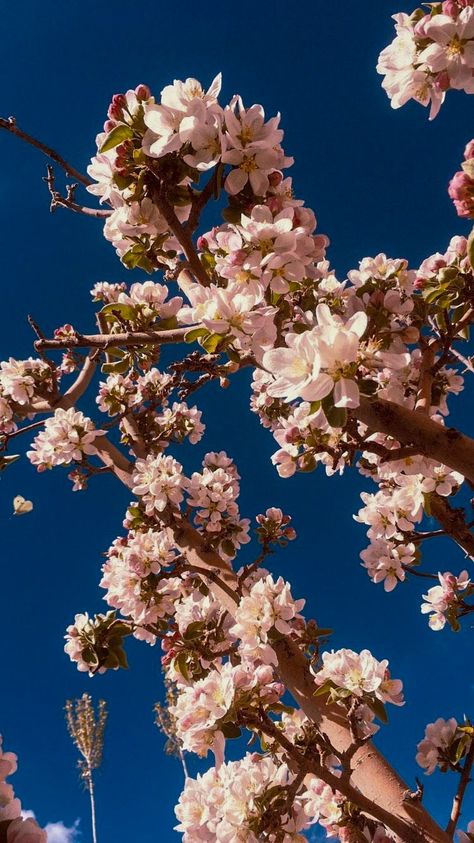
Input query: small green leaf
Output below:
<box><xmin>313</xmin><ymin>679</ymin><xmax>334</xmax><ymax>698</ymax></box>
<box><xmin>183</xmin><ymin>621</ymin><xmax>206</xmax><ymax>641</ymax></box>
<box><xmin>185</xmin><ymin>327</ymin><xmax>207</xmax><ymax>343</ymax></box>
<box><xmin>101</xmin><ymin>359</ymin><xmax>130</xmax><ymax>375</ymax></box>
<box><xmin>202</xmin><ymin>333</ymin><xmax>224</xmax><ymax>353</ymax></box>
<box><xmin>369</xmin><ymin>697</ymin><xmax>388</xmax><ymax>724</ymax></box>
<box><xmin>100</xmin><ymin>124</ymin><xmax>134</xmax><ymax>153</ymax></box>
<box><xmin>100</xmin><ymin>302</ymin><xmax>137</xmax><ymax>322</ymax></box>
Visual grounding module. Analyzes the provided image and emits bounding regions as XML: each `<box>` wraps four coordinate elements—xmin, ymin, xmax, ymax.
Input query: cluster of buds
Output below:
<box><xmin>449</xmin><ymin>138</ymin><xmax>474</xmax><ymax>218</ymax></box>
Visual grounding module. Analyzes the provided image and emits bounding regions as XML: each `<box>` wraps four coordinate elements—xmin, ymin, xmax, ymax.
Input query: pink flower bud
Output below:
<box><xmin>103</xmin><ymin>119</ymin><xmax>117</xmax><ymax>133</ymax></box>
<box><xmin>135</xmin><ymin>83</ymin><xmax>151</xmax><ymax>100</ymax></box>
<box><xmin>196</xmin><ymin>235</ymin><xmax>209</xmax><ymax>250</ymax></box>
<box><xmin>434</xmin><ymin>70</ymin><xmax>450</xmax><ymax>92</ymax></box>
<box><xmin>268</xmin><ymin>170</ymin><xmax>283</xmax><ymax>188</ymax></box>
<box><xmin>464</xmin><ymin>139</ymin><xmax>474</xmax><ymax>160</ymax></box>
<box><xmin>442</xmin><ymin>1</ymin><xmax>459</xmax><ymax>16</ymax></box>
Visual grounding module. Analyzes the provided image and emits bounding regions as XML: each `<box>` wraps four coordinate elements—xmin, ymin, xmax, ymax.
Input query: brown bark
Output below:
<box><xmin>355</xmin><ymin>397</ymin><xmax>474</xmax><ymax>487</ymax></box>
<box><xmin>430</xmin><ymin>495</ymin><xmax>474</xmax><ymax>559</ymax></box>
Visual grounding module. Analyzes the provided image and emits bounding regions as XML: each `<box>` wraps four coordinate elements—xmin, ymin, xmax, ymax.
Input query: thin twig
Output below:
<box><xmin>34</xmin><ymin>325</ymin><xmax>196</xmax><ymax>351</ymax></box>
<box><xmin>43</xmin><ymin>165</ymin><xmax>111</xmax><ymax>218</ymax></box>
<box><xmin>0</xmin><ymin>116</ymin><xmax>91</xmax><ymax>185</ymax></box>
<box><xmin>446</xmin><ymin>739</ymin><xmax>474</xmax><ymax>836</ymax></box>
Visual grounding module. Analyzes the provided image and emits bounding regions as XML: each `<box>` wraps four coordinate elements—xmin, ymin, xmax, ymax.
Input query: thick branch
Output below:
<box><xmin>355</xmin><ymin>397</ymin><xmax>474</xmax><ymax>486</ymax></box>
<box><xmin>34</xmin><ymin>326</ymin><xmax>194</xmax><ymax>351</ymax></box>
<box><xmin>29</xmin><ymin>355</ymin><xmax>98</xmax><ymax>412</ymax></box>
<box><xmin>0</xmin><ymin>116</ymin><xmax>91</xmax><ymax>186</ymax></box>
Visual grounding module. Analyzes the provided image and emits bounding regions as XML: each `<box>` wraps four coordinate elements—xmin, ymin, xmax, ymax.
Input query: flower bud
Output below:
<box><xmin>268</xmin><ymin>170</ymin><xmax>283</xmax><ymax>188</ymax></box>
<box><xmin>135</xmin><ymin>84</ymin><xmax>151</xmax><ymax>101</ymax></box>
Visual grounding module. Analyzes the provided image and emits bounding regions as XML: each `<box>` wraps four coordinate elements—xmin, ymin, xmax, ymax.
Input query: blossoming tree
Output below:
<box><xmin>1</xmin><ymin>2</ymin><xmax>474</xmax><ymax>841</ymax></box>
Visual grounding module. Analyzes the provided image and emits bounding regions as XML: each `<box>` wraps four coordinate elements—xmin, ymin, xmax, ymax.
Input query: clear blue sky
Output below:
<box><xmin>0</xmin><ymin>1</ymin><xmax>473</xmax><ymax>840</ymax></box>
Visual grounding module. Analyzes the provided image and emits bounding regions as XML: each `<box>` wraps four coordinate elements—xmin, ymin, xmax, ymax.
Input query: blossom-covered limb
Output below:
<box><xmin>246</xmin><ymin>708</ymin><xmax>426</xmax><ymax>843</ymax></box>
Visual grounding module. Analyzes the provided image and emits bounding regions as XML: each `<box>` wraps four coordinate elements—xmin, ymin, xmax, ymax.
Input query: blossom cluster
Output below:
<box><xmin>0</xmin><ymin>357</ymin><xmax>54</xmax><ymax>435</ymax></box>
<box><xmin>416</xmin><ymin>716</ymin><xmax>472</xmax><ymax>773</ymax></box>
<box><xmin>174</xmin><ymin>752</ymin><xmax>339</xmax><ymax>842</ymax></box>
<box><xmin>377</xmin><ymin>2</ymin><xmax>474</xmax><ymax>119</ymax></box>
<box><xmin>186</xmin><ymin>451</ymin><xmax>250</xmax><ymax>559</ymax></box>
<box><xmin>231</xmin><ymin>574</ymin><xmax>305</xmax><ymax>665</ymax></box>
<box><xmin>100</xmin><ymin>527</ymin><xmax>182</xmax><ymax>644</ymax></box>
<box><xmin>170</xmin><ymin>661</ymin><xmax>283</xmax><ymax>764</ymax></box>
<box><xmin>0</xmin><ymin>737</ymin><xmax>46</xmax><ymax>842</ymax></box>
<box><xmin>421</xmin><ymin>570</ymin><xmax>472</xmax><ymax>630</ymax></box>
<box><xmin>312</xmin><ymin>648</ymin><xmax>404</xmax><ymax>736</ymax></box>
<box><xmin>449</xmin><ymin>138</ymin><xmax>474</xmax><ymax>218</ymax></box>
<box><xmin>27</xmin><ymin>408</ymin><xmax>105</xmax><ymax>471</ymax></box>
<box><xmin>87</xmin><ymin>76</ymin><xmax>297</xmax><ymax>271</ymax></box>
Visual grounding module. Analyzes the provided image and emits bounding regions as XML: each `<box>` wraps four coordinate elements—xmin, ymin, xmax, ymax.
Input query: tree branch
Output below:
<box><xmin>429</xmin><ymin>495</ymin><xmax>474</xmax><ymax>559</ymax></box>
<box><xmin>446</xmin><ymin>738</ymin><xmax>474</xmax><ymax>836</ymax></box>
<box><xmin>354</xmin><ymin>397</ymin><xmax>474</xmax><ymax>487</ymax></box>
<box><xmin>34</xmin><ymin>326</ymin><xmax>195</xmax><ymax>352</ymax></box>
<box><xmin>147</xmin><ymin>167</ymin><xmax>212</xmax><ymax>287</ymax></box>
<box><xmin>0</xmin><ymin>116</ymin><xmax>91</xmax><ymax>186</ymax></box>
<box><xmin>43</xmin><ymin>166</ymin><xmax>111</xmax><ymax>218</ymax></box>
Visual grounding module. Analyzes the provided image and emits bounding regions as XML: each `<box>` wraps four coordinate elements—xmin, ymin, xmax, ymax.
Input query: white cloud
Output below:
<box><xmin>44</xmin><ymin>820</ymin><xmax>80</xmax><ymax>843</ymax></box>
<box><xmin>21</xmin><ymin>811</ymin><xmax>80</xmax><ymax>843</ymax></box>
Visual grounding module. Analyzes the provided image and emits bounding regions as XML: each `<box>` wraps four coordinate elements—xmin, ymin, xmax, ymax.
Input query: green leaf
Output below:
<box><xmin>100</xmin><ymin>302</ymin><xmax>137</xmax><ymax>322</ymax></box>
<box><xmin>101</xmin><ymin>359</ymin><xmax>130</xmax><ymax>375</ymax></box>
<box><xmin>201</xmin><ymin>333</ymin><xmax>224</xmax><ymax>353</ymax></box>
<box><xmin>183</xmin><ymin>621</ymin><xmax>206</xmax><ymax>641</ymax></box>
<box><xmin>369</xmin><ymin>697</ymin><xmax>388</xmax><ymax>724</ymax></box>
<box><xmin>100</xmin><ymin>124</ymin><xmax>134</xmax><ymax>153</ymax></box>
<box><xmin>325</xmin><ymin>404</ymin><xmax>347</xmax><ymax>428</ymax></box>
<box><xmin>175</xmin><ymin>652</ymin><xmax>190</xmax><ymax>681</ymax></box>
<box><xmin>185</xmin><ymin>326</ymin><xmax>208</xmax><ymax>343</ymax></box>
<box><xmin>313</xmin><ymin>679</ymin><xmax>334</xmax><ymax>698</ymax></box>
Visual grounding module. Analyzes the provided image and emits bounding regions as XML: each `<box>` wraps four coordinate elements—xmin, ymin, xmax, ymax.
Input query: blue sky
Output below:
<box><xmin>0</xmin><ymin>1</ymin><xmax>473</xmax><ymax>840</ymax></box>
